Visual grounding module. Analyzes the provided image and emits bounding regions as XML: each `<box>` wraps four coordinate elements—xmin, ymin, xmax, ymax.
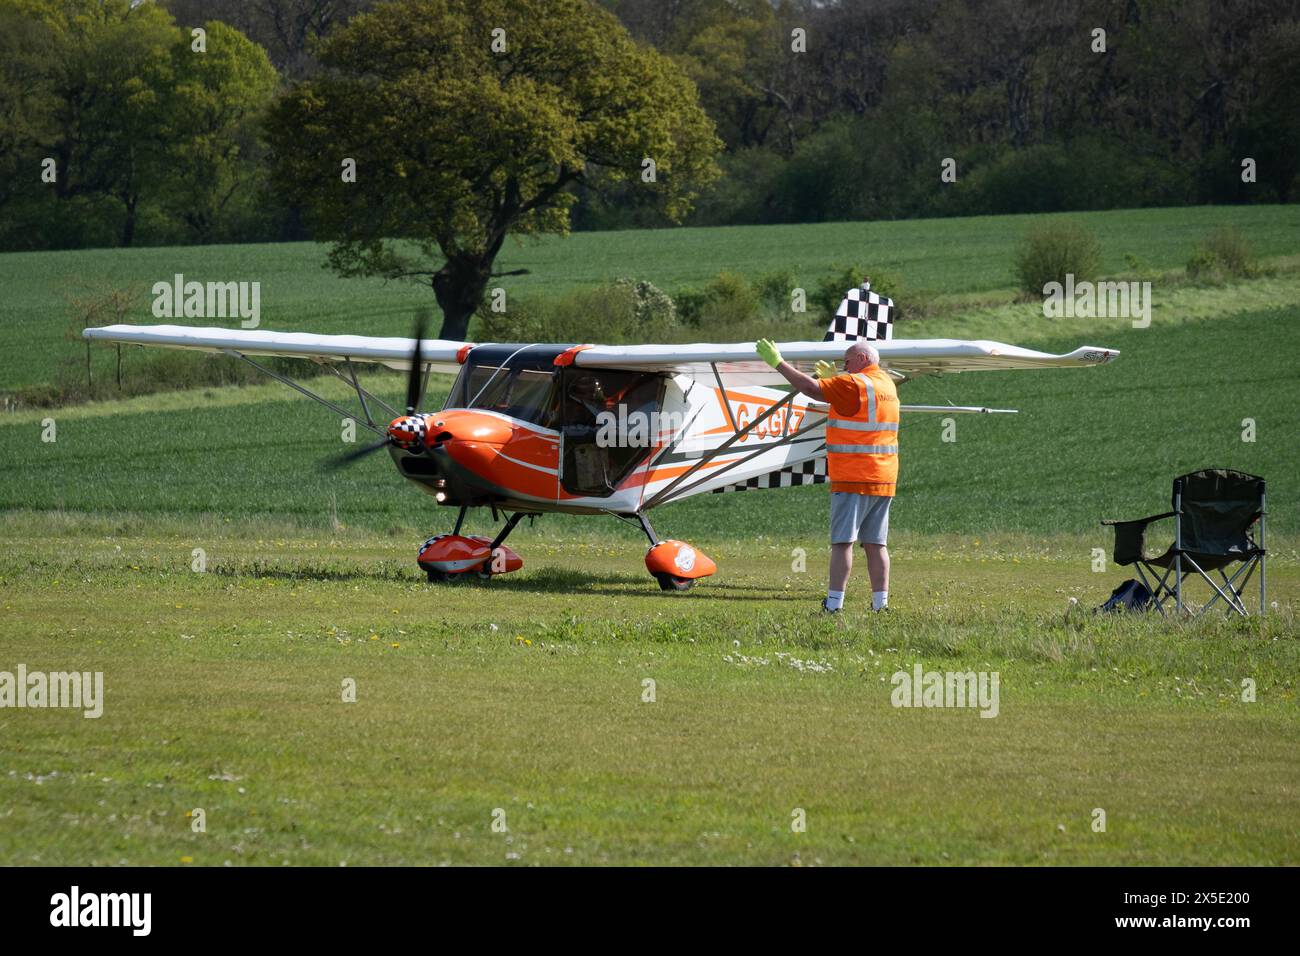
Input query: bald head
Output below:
<box><xmin>844</xmin><ymin>341</ymin><xmax>879</xmax><ymax>373</ymax></box>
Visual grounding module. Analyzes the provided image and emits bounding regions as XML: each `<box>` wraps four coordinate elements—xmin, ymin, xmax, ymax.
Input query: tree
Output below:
<box><xmin>164</xmin><ymin>0</ymin><xmax>377</xmax><ymax>79</ymax></box>
<box><xmin>266</xmin><ymin>0</ymin><xmax>721</xmax><ymax>339</ymax></box>
<box><xmin>3</xmin><ymin>0</ymin><xmax>180</xmax><ymax>246</ymax></box>
<box><xmin>165</xmin><ymin>21</ymin><xmax>279</xmax><ymax>241</ymax></box>
<box><xmin>0</xmin><ymin>0</ymin><xmax>278</xmax><ymax>248</ymax></box>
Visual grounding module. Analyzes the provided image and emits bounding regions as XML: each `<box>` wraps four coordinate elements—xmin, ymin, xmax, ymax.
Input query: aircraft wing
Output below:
<box><xmin>82</xmin><ymin>324</ymin><xmax>469</xmax><ymax>375</ymax></box>
<box><xmin>573</xmin><ymin>338</ymin><xmax>1119</xmax><ymax>386</ymax></box>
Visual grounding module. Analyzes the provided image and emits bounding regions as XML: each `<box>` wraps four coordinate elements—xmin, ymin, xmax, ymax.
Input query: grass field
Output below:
<box><xmin>2</xmin><ymin>206</ymin><xmax>1297</xmax><ymax>865</ymax></box>
<box><xmin>3</xmin><ymin>203</ymin><xmax>1299</xmax><ymax>389</ymax></box>
<box><xmin>1</xmin><ymin>515</ymin><xmax>1296</xmax><ymax>866</ymax></box>
<box><xmin>3</xmin><ymin>291</ymin><xmax>1298</xmax><ymax>536</ymax></box>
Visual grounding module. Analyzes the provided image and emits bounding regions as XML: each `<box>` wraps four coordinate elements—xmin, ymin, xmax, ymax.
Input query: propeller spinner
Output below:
<box><xmin>325</xmin><ymin>313</ymin><xmax>431</xmax><ymax>471</ymax></box>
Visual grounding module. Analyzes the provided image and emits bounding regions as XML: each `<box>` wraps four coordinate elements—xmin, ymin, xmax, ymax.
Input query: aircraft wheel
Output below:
<box><xmin>653</xmin><ymin>572</ymin><xmax>695</xmax><ymax>592</ymax></box>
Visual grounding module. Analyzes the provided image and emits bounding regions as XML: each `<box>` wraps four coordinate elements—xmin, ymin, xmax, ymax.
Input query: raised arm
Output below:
<box><xmin>756</xmin><ymin>339</ymin><xmax>826</xmax><ymax>401</ymax></box>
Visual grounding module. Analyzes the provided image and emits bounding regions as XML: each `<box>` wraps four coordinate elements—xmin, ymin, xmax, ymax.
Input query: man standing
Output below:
<box><xmin>756</xmin><ymin>338</ymin><xmax>899</xmax><ymax>613</ymax></box>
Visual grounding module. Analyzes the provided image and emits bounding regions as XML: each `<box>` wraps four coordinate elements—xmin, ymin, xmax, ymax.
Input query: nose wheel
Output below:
<box><xmin>417</xmin><ymin>509</ymin><xmax>528</xmax><ymax>583</ymax></box>
<box><xmin>652</xmin><ymin>572</ymin><xmax>695</xmax><ymax>591</ymax></box>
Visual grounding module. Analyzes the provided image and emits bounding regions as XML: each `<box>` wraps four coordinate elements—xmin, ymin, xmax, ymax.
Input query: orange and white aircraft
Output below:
<box><xmin>85</xmin><ymin>291</ymin><xmax>1118</xmax><ymax>590</ymax></box>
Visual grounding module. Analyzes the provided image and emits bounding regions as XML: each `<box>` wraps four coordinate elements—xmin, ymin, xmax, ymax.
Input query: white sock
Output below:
<box><xmin>872</xmin><ymin>591</ymin><xmax>888</xmax><ymax>611</ymax></box>
<box><xmin>825</xmin><ymin>589</ymin><xmax>844</xmax><ymax>611</ymax></box>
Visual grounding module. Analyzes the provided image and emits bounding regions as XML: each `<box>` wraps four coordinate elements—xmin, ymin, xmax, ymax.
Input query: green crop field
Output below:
<box><xmin>3</xmin><ymin>203</ymin><xmax>1300</xmax><ymax>390</ymax></box>
<box><xmin>2</xmin><ymin>206</ymin><xmax>1298</xmax><ymax>865</ymax></box>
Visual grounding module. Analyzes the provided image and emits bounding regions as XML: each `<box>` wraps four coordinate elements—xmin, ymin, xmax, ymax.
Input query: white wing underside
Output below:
<box><xmin>575</xmin><ymin>339</ymin><xmax>1119</xmax><ymax>385</ymax></box>
<box><xmin>82</xmin><ymin>325</ymin><xmax>1119</xmax><ymax>385</ymax></box>
<box><xmin>82</xmin><ymin>324</ymin><xmax>469</xmax><ymax>375</ymax></box>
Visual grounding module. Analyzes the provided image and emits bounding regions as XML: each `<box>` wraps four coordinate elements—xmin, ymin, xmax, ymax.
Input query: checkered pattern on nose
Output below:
<box><xmin>388</xmin><ymin>415</ymin><xmax>428</xmax><ymax>448</ymax></box>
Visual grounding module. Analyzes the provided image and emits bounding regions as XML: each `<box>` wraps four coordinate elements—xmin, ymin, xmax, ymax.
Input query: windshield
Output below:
<box><xmin>447</xmin><ymin>364</ymin><xmax>558</xmax><ymax>427</ymax></box>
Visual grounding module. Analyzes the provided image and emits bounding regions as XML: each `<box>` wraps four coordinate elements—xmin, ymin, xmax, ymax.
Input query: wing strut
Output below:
<box><xmin>324</xmin><ymin>359</ymin><xmax>400</xmax><ymax>420</ymax></box>
<box><xmin>344</xmin><ymin>358</ymin><xmax>374</xmax><ymax>426</ymax></box>
<box><xmin>222</xmin><ymin>349</ymin><xmax>387</xmax><ymax>438</ymax></box>
<box><xmin>806</xmin><ymin>401</ymin><xmax>1019</xmax><ymax>415</ymax></box>
<box><xmin>711</xmin><ymin>362</ymin><xmax>740</xmax><ymax>434</ymax></box>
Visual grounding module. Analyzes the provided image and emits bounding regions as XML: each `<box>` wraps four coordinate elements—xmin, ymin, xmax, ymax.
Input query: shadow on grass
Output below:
<box><xmin>207</xmin><ymin>560</ymin><xmax>412</xmax><ymax>583</ymax></box>
<box><xmin>484</xmin><ymin>566</ymin><xmax>803</xmax><ymax>601</ymax></box>
<box><xmin>204</xmin><ymin>559</ymin><xmax>804</xmax><ymax>602</ymax></box>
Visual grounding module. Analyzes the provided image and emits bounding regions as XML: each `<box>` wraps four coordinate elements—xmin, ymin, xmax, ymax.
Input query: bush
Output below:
<box><xmin>752</xmin><ymin>269</ymin><xmax>796</xmax><ymax>309</ymax></box>
<box><xmin>812</xmin><ymin>265</ymin><xmax>867</xmax><ymax>317</ymax></box>
<box><xmin>673</xmin><ymin>272</ymin><xmax>760</xmax><ymax>327</ymax></box>
<box><xmin>9</xmin><ymin>349</ymin><xmax>272</xmax><ymax>409</ymax></box>
<box><xmin>1013</xmin><ymin>221</ymin><xmax>1103</xmax><ymax>295</ymax></box>
<box><xmin>1186</xmin><ymin>227</ymin><xmax>1257</xmax><ymax>282</ymax></box>
<box><xmin>611</xmin><ymin>277</ymin><xmax>677</xmax><ymax>327</ymax></box>
<box><xmin>954</xmin><ymin>138</ymin><xmax>1188</xmax><ymax>216</ymax></box>
<box><xmin>474</xmin><ymin>278</ymin><xmax>680</xmax><ymax>344</ymax></box>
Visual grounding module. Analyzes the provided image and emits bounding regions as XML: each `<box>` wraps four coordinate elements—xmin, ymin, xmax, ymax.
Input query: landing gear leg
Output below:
<box><xmin>490</xmin><ymin>512</ymin><xmax>527</xmax><ymax>550</ymax></box>
<box><xmin>637</xmin><ymin>512</ymin><xmax>659</xmax><ymax>547</ymax></box>
<box><xmin>476</xmin><ymin>512</ymin><xmax>527</xmax><ymax>580</ymax></box>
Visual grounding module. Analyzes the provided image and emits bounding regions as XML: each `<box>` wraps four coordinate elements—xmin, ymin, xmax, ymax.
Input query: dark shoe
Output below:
<box><xmin>820</xmin><ymin>599</ymin><xmax>841</xmax><ymax>615</ymax></box>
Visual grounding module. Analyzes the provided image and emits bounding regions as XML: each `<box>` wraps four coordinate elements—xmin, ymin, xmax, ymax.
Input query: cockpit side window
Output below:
<box><xmin>557</xmin><ymin>369</ymin><xmax>665</xmax><ymax>497</ymax></box>
<box><xmin>447</xmin><ymin>364</ymin><xmax>558</xmax><ymax>428</ymax></box>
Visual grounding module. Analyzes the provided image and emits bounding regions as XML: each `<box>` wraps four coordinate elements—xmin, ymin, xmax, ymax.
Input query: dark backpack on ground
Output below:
<box><xmin>1097</xmin><ymin>578</ymin><xmax>1152</xmax><ymax>613</ymax></box>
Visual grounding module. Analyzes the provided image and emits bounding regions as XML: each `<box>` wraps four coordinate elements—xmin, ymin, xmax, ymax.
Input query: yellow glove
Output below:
<box><xmin>814</xmin><ymin>360</ymin><xmax>837</xmax><ymax>379</ymax></box>
<box><xmin>755</xmin><ymin>338</ymin><xmax>783</xmax><ymax>369</ymax></box>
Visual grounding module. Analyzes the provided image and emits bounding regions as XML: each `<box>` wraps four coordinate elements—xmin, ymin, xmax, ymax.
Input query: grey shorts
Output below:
<box><xmin>830</xmin><ymin>492</ymin><xmax>892</xmax><ymax>545</ymax></box>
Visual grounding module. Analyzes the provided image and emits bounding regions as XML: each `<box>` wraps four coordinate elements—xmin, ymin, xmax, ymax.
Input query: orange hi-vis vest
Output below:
<box><xmin>826</xmin><ymin>365</ymin><xmax>900</xmax><ymax>496</ymax></box>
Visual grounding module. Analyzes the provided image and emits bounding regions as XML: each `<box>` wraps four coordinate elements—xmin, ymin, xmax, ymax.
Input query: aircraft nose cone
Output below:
<box><xmin>429</xmin><ymin>411</ymin><xmax>512</xmax><ymax>445</ymax></box>
<box><xmin>388</xmin><ymin>415</ymin><xmax>428</xmax><ymax>448</ymax></box>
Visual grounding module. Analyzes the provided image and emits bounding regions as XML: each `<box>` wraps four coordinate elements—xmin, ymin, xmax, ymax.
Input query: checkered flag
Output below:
<box><xmin>824</xmin><ymin>281</ymin><xmax>893</xmax><ymax>342</ymax></box>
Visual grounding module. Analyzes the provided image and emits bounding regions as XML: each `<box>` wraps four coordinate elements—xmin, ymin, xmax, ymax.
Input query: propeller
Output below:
<box><xmin>405</xmin><ymin>308</ymin><xmax>428</xmax><ymax>415</ymax></box>
<box><xmin>323</xmin><ymin>310</ymin><xmax>431</xmax><ymax>471</ymax></box>
<box><xmin>324</xmin><ymin>437</ymin><xmax>390</xmax><ymax>471</ymax></box>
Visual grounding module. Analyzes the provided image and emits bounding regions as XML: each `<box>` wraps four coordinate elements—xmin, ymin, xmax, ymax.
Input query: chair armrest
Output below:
<box><xmin>1101</xmin><ymin>511</ymin><xmax>1176</xmax><ymax>528</ymax></box>
<box><xmin>1101</xmin><ymin>512</ymin><xmax>1176</xmax><ymax>566</ymax></box>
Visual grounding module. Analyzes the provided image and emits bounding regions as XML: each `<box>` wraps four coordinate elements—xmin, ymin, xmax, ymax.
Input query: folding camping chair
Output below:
<box><xmin>1101</xmin><ymin>469</ymin><xmax>1266</xmax><ymax>617</ymax></box>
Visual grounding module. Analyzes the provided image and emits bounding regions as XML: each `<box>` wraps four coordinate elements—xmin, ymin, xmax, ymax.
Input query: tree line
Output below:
<box><xmin>2</xmin><ymin>0</ymin><xmax>1296</xmax><ymax>256</ymax></box>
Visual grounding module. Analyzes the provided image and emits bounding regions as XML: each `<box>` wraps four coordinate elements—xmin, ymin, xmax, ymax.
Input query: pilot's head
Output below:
<box><xmin>569</xmin><ymin>377</ymin><xmax>605</xmax><ymax>403</ymax></box>
<box><xmin>844</xmin><ymin>341</ymin><xmax>879</xmax><ymax>373</ymax></box>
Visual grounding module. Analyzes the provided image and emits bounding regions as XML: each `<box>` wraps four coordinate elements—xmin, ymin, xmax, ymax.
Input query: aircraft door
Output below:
<box><xmin>558</xmin><ymin>369</ymin><xmax>663</xmax><ymax>498</ymax></box>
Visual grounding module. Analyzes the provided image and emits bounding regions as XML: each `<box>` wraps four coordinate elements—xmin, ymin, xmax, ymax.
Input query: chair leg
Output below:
<box><xmin>1139</xmin><ymin>562</ymin><xmax>1175</xmax><ymax>617</ymax></box>
<box><xmin>1225</xmin><ymin>558</ymin><xmax>1261</xmax><ymax>616</ymax></box>
<box><xmin>1259</xmin><ymin>499</ymin><xmax>1266</xmax><ymax>615</ymax></box>
<box><xmin>1184</xmin><ymin>554</ymin><xmax>1247</xmax><ymax>617</ymax></box>
<box><xmin>1175</xmin><ymin>553</ymin><xmax>1183</xmax><ymax>615</ymax></box>
<box><xmin>1259</xmin><ymin>552</ymin><xmax>1266</xmax><ymax>616</ymax></box>
<box><xmin>1135</xmin><ymin>563</ymin><xmax>1160</xmax><ymax>616</ymax></box>
<box><xmin>1216</xmin><ymin>569</ymin><xmax>1248</xmax><ymax>615</ymax></box>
